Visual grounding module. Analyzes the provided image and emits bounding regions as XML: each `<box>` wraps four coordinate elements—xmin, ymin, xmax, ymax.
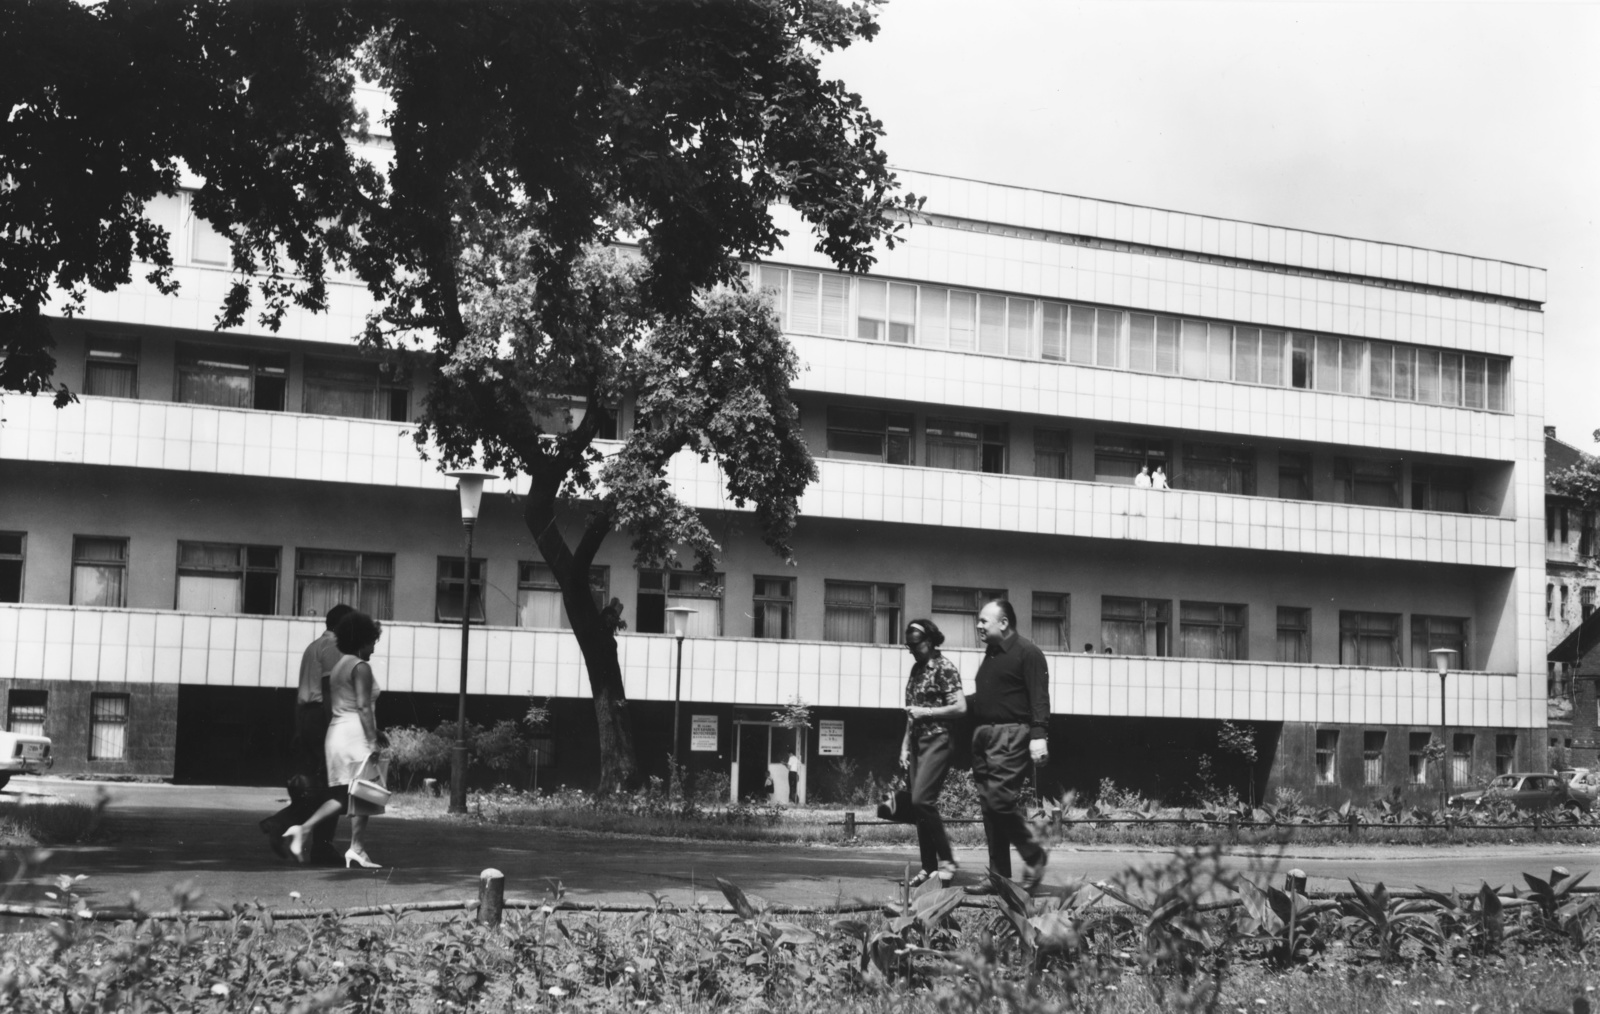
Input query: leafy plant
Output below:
<box><xmin>1235</xmin><ymin>878</ymin><xmax>1335</xmax><ymax>969</ymax></box>
<box><xmin>1337</xmin><ymin>879</ymin><xmax>1444</xmax><ymax>964</ymax></box>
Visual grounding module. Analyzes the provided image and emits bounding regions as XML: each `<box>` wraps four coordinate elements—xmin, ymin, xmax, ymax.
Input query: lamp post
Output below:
<box><xmin>665</xmin><ymin>606</ymin><xmax>697</xmax><ymax>796</ymax></box>
<box><xmin>446</xmin><ymin>467</ymin><xmax>495</xmax><ymax>815</ymax></box>
<box><xmin>1431</xmin><ymin>647</ymin><xmax>1460</xmax><ymax>811</ymax></box>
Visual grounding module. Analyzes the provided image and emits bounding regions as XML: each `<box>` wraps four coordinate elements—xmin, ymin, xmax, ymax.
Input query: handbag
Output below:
<box><xmin>348</xmin><ymin>752</ymin><xmax>391</xmax><ymax>816</ymax></box>
<box><xmin>876</xmin><ymin>785</ymin><xmax>915</xmax><ymax>823</ymax></box>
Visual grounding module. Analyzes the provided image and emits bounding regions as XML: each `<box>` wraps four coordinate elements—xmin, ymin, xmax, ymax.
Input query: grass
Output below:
<box><xmin>0</xmin><ymin>791</ymin><xmax>108</xmax><ymax>847</ymax></box>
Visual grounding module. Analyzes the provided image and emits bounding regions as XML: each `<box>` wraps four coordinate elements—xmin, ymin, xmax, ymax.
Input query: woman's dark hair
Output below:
<box><xmin>334</xmin><ymin>610</ymin><xmax>383</xmax><ymax>655</ymax></box>
<box><xmin>324</xmin><ymin>603</ymin><xmax>355</xmax><ymax>631</ymax></box>
<box><xmin>905</xmin><ymin>618</ymin><xmax>945</xmax><ymax>648</ymax></box>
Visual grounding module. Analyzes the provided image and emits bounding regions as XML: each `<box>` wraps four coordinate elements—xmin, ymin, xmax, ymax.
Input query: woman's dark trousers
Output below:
<box><xmin>909</xmin><ymin>726</ymin><xmax>955</xmax><ymax>872</ymax></box>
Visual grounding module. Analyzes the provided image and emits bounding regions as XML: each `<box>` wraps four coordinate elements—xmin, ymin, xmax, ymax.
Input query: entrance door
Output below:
<box><xmin>736</xmin><ymin>723</ymin><xmax>770</xmax><ymax>801</ymax></box>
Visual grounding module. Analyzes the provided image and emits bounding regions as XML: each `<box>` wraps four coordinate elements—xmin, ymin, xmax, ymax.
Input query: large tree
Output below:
<box><xmin>1</xmin><ymin>0</ymin><xmax>916</xmax><ymax>790</ymax></box>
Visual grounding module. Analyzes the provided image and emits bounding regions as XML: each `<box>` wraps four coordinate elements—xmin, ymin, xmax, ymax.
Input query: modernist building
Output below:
<box><xmin>0</xmin><ymin>170</ymin><xmax>1549</xmax><ymax>804</ymax></box>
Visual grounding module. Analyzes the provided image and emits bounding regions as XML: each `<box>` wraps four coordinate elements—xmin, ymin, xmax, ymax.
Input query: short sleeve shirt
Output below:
<box><xmin>905</xmin><ymin>654</ymin><xmax>965</xmax><ymax>734</ymax></box>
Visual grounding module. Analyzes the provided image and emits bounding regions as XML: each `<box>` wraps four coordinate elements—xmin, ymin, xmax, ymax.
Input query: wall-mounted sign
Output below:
<box><xmin>690</xmin><ymin>715</ymin><xmax>719</xmax><ymax>752</ymax></box>
<box><xmin>818</xmin><ymin>719</ymin><xmax>845</xmax><ymax>756</ymax></box>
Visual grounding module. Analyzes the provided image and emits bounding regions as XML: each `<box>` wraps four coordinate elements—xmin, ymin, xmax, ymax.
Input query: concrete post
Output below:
<box><xmin>478</xmin><ymin>868</ymin><xmax>505</xmax><ymax>926</ymax></box>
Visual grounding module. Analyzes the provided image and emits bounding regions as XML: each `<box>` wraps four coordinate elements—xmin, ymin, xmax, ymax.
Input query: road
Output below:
<box><xmin>2</xmin><ymin>778</ymin><xmax>1595</xmax><ymax>921</ymax></box>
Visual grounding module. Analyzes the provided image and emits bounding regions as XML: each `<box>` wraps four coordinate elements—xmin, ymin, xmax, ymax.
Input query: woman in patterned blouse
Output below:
<box><xmin>900</xmin><ymin>619</ymin><xmax>968</xmax><ymax>886</ymax></box>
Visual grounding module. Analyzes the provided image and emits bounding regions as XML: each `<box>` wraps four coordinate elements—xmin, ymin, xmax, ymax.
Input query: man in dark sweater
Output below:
<box><xmin>965</xmin><ymin>598</ymin><xmax>1050</xmax><ymax>893</ymax></box>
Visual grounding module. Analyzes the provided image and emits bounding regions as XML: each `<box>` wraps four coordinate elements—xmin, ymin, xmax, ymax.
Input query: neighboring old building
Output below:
<box><xmin>0</xmin><ymin>171</ymin><xmax>1548</xmax><ymax>804</ymax></box>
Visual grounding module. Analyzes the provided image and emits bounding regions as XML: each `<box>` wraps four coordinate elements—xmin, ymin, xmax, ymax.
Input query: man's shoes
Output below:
<box><xmin>262</xmin><ymin>819</ymin><xmax>292</xmax><ymax>860</ymax></box>
<box><xmin>1020</xmin><ymin>850</ymin><xmax>1050</xmax><ymax>893</ymax></box>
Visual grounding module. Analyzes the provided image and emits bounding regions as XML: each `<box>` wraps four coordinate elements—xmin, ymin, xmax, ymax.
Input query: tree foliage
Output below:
<box><xmin>1549</xmin><ymin>456</ymin><xmax>1600</xmax><ymax>516</ymax></box>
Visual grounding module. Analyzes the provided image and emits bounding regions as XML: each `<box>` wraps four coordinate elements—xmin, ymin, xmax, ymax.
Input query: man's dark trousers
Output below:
<box><xmin>970</xmin><ymin>723</ymin><xmax>1045</xmax><ymax>878</ymax></box>
<box><xmin>260</xmin><ymin>702</ymin><xmax>336</xmax><ymax>854</ymax></box>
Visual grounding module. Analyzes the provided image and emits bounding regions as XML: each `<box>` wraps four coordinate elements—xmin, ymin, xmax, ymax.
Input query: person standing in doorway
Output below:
<box><xmin>1152</xmin><ymin>466</ymin><xmax>1171</xmax><ymax>490</ymax></box>
<box><xmin>966</xmin><ymin>598</ymin><xmax>1051</xmax><ymax>894</ymax></box>
<box><xmin>1134</xmin><ymin>466</ymin><xmax>1152</xmax><ymax>488</ymax></box>
<box><xmin>259</xmin><ymin>603</ymin><xmax>352</xmax><ymax>864</ymax></box>
<box><xmin>786</xmin><ymin>748</ymin><xmax>801</xmax><ymax>805</ymax></box>
<box><xmin>899</xmin><ymin>619</ymin><xmax>966</xmax><ymax>886</ymax></box>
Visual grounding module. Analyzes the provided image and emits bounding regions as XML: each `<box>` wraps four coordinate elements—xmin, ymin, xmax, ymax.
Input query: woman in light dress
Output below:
<box><xmin>285</xmin><ymin>610</ymin><xmax>385</xmax><ymax>869</ymax></box>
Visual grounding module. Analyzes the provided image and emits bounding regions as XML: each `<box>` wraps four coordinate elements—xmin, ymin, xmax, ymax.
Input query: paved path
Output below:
<box><xmin>3</xmin><ymin>778</ymin><xmax>1596</xmax><ymax>921</ymax></box>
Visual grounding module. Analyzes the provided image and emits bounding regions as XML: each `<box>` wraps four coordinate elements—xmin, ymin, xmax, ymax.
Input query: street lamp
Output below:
<box><xmin>446</xmin><ymin>466</ymin><xmax>495</xmax><ymax>815</ymax></box>
<box><xmin>665</xmin><ymin>606</ymin><xmax>697</xmax><ymax>795</ymax></box>
<box><xmin>1431</xmin><ymin>647</ymin><xmax>1460</xmax><ymax>810</ymax></box>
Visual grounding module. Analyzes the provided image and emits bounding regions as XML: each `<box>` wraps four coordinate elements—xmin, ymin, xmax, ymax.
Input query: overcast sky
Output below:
<box><xmin>826</xmin><ymin>0</ymin><xmax>1599</xmax><ymax>449</ymax></box>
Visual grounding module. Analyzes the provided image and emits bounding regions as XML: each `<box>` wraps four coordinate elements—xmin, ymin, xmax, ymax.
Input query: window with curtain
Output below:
<box><xmin>1101</xmin><ymin>597</ymin><xmax>1170</xmax><ymax>657</ymax></box>
<box><xmin>926</xmin><ymin>418</ymin><xmax>1006</xmax><ymax>473</ymax></box>
<box><xmin>1031</xmin><ymin>593</ymin><xmax>1069</xmax><ymax>651</ymax></box>
<box><xmin>1182</xmin><ymin>442</ymin><xmax>1256</xmax><ymax>496</ymax></box>
<box><xmin>176</xmin><ymin>542</ymin><xmax>279</xmax><ymax>615</ymax></box>
<box><xmin>1290</xmin><ymin>335</ymin><xmax>1314</xmax><ymax>389</ymax></box>
<box><xmin>1450</xmin><ymin>732</ymin><xmax>1474</xmax><ymax>785</ymax></box>
<box><xmin>1410</xmin><ymin>615</ymin><xmax>1468</xmax><ymax>669</ymax></box>
<box><xmin>436</xmin><ymin>557</ymin><xmax>487</xmax><ymax>624</ymax></box>
<box><xmin>71</xmin><ymin>536</ymin><xmax>128</xmax><ymax>608</ymax></box>
<box><xmin>83</xmin><ymin>335</ymin><xmax>139</xmax><ymax>398</ymax></box>
<box><xmin>1410</xmin><ymin>465</ymin><xmax>1472</xmax><ymax>513</ymax></box>
<box><xmin>750</xmin><ymin>265</ymin><xmax>789</xmax><ymax>331</ymax></box>
<box><xmin>635</xmin><ymin>569</ymin><xmax>723</xmax><ymax>636</ymax></box>
<box><xmin>1416</xmin><ymin>348</ymin><xmax>1442</xmax><ymax>404</ymax></box>
<box><xmin>1338</xmin><ymin>611</ymin><xmax>1401</xmax><ymax>667</ymax></box>
<box><xmin>1278</xmin><ymin>451</ymin><xmax>1312</xmax><ymax>501</ymax></box>
<box><xmin>1231</xmin><ymin>326</ymin><xmax>1286</xmax><ymax>386</ymax></box>
<box><xmin>176</xmin><ymin>344</ymin><xmax>287</xmax><ymax>411</ymax></box>
<box><xmin>823</xmin><ymin>581</ymin><xmax>901</xmax><ymax>644</ymax></box>
<box><xmin>932</xmin><ymin>586</ymin><xmax>1007</xmax><ymax>649</ymax></box>
<box><xmin>188</xmin><ymin>195</ymin><xmax>232</xmax><ymax>265</ymax></box>
<box><xmin>1177</xmin><ymin>602</ymin><xmax>1246</xmax><ymax>660</ymax></box>
<box><xmin>6</xmin><ymin>690</ymin><xmax>46</xmax><ymax>737</ymax></box>
<box><xmin>1315</xmin><ymin>730</ymin><xmax>1339</xmax><ymax>785</ymax></box>
<box><xmin>826</xmin><ymin>406</ymin><xmax>913</xmax><ymax>464</ymax></box>
<box><xmin>0</xmin><ymin>532</ymin><xmax>23</xmax><ymax>603</ymax></box>
<box><xmin>1127</xmin><ymin>312</ymin><xmax>1183</xmax><ymax>376</ymax></box>
<box><xmin>517</xmin><ymin>562</ymin><xmax>608</xmax><ymax>629</ymax></box>
<box><xmin>304</xmin><ymin>357</ymin><xmax>409</xmax><ymax>422</ymax></box>
<box><xmin>1033</xmin><ymin>428</ymin><xmax>1071</xmax><ymax>480</ymax></box>
<box><xmin>1362</xmin><ymin>731</ymin><xmax>1386</xmax><ymax>785</ymax></box>
<box><xmin>1494</xmin><ymin>734</ymin><xmax>1516</xmax><ymax>775</ymax></box>
<box><xmin>89</xmin><ymin>693</ymin><xmax>130</xmax><ymax>760</ymax></box>
<box><xmin>856</xmin><ymin>279</ymin><xmax>917</xmax><ymax>343</ymax></box>
<box><xmin>1094</xmin><ymin>434</ymin><xmax>1168</xmax><ymax>485</ymax></box>
<box><xmin>1276</xmin><ymin>607</ymin><xmax>1311</xmax><ymax>663</ymax></box>
<box><xmin>753</xmin><ymin>576</ymin><xmax>794</xmax><ymax>639</ymax></box>
<box><xmin>786</xmin><ymin>269</ymin><xmax>849</xmax><ymax>338</ymax></box>
<box><xmin>1334</xmin><ymin>457</ymin><xmax>1400</xmax><ymax>508</ymax></box>
<box><xmin>1045</xmin><ymin>303</ymin><xmax>1120</xmax><ymax>367</ymax></box>
<box><xmin>1408</xmin><ymin>732</ymin><xmax>1432</xmax><ymax>784</ymax></box>
<box><xmin>295</xmin><ymin>550</ymin><xmax>394</xmax><ymax>620</ymax></box>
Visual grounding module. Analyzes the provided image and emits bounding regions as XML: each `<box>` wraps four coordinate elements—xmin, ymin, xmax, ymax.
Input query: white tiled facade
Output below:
<box><xmin>0</xmin><ymin>169</ymin><xmax>1546</xmax><ymax>794</ymax></box>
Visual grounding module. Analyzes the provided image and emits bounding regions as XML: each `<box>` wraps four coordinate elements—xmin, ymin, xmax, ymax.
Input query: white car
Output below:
<box><xmin>0</xmin><ymin>730</ymin><xmax>53</xmax><ymax>790</ymax></box>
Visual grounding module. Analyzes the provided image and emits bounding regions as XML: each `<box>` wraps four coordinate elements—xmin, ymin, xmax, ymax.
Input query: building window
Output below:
<box><xmin>89</xmin><ymin>693</ymin><xmax>130</xmax><ymax>761</ymax></box>
<box><xmin>83</xmin><ymin>335</ymin><xmax>139</xmax><ymax>398</ymax></box>
<box><xmin>71</xmin><ymin>536</ymin><xmax>128</xmax><ymax>608</ymax></box>
<box><xmin>303</xmin><ymin>357</ymin><xmax>409</xmax><ymax>422</ymax></box>
<box><xmin>823</xmin><ymin>581</ymin><xmax>901</xmax><ymax>644</ymax></box>
<box><xmin>1278</xmin><ymin>451</ymin><xmax>1312</xmax><ymax>501</ymax></box>
<box><xmin>786</xmin><ymin>269</ymin><xmax>850</xmax><ymax>338</ymax></box>
<box><xmin>176</xmin><ymin>542</ymin><xmax>280</xmax><ymax>615</ymax></box>
<box><xmin>1183</xmin><ymin>443</ymin><xmax>1256</xmax><ymax>496</ymax></box>
<box><xmin>1314</xmin><ymin>336</ymin><xmax>1367</xmax><ymax>395</ymax></box>
<box><xmin>1033</xmin><ymin>428</ymin><xmax>1071</xmax><ymax>480</ymax></box>
<box><xmin>856</xmin><ymin>279</ymin><xmax>918</xmax><ymax>344</ymax></box>
<box><xmin>750</xmin><ymin>264</ymin><xmax>790</xmax><ymax>331</ymax></box>
<box><xmin>436</xmin><ymin>557</ymin><xmax>487</xmax><ymax>624</ymax></box>
<box><xmin>1339</xmin><ymin>611</ymin><xmax>1402</xmax><ymax>667</ymax></box>
<box><xmin>1335</xmin><ymin>457</ymin><xmax>1400</xmax><ymax>509</ymax></box>
<box><xmin>1583</xmin><ymin>587</ymin><xmax>1596</xmax><ymax>622</ymax></box>
<box><xmin>1178</xmin><ymin>602</ymin><xmax>1246</xmax><ymax>660</ymax></box>
<box><xmin>1289</xmin><ymin>334</ymin><xmax>1314</xmax><ymax>389</ymax></box>
<box><xmin>1232</xmin><ymin>326</ymin><xmax>1287</xmax><ymax>386</ymax></box>
<box><xmin>1101</xmin><ymin>597</ymin><xmax>1170</xmax><ymax>657</ymax></box>
<box><xmin>1408</xmin><ymin>732</ymin><xmax>1432</xmax><ymax>785</ymax></box>
<box><xmin>1411</xmin><ymin>465</ymin><xmax>1472</xmax><ymax>514</ymax></box>
<box><xmin>926</xmin><ymin>417</ymin><xmax>1006</xmax><ymax>474</ymax></box>
<box><xmin>917</xmin><ymin>285</ymin><xmax>979</xmax><ymax>351</ymax></box>
<box><xmin>0</xmin><ymin>532</ymin><xmax>22</xmax><ymax>603</ymax></box>
<box><xmin>1094</xmin><ymin>434</ymin><xmax>1169</xmax><ymax>485</ymax></box>
<box><xmin>187</xmin><ymin>194</ymin><xmax>232</xmax><ymax>264</ymax></box>
<box><xmin>7</xmin><ymin>690</ymin><xmax>46</xmax><ymax>737</ymax></box>
<box><xmin>752</xmin><ymin>576</ymin><xmax>794</xmax><ymax>639</ymax></box>
<box><xmin>1048</xmin><ymin>303</ymin><xmax>1122</xmax><ymax>367</ymax></box>
<box><xmin>1560</xmin><ymin>585</ymin><xmax>1570</xmax><ymax>621</ymax></box>
<box><xmin>1494</xmin><ymin>734</ymin><xmax>1516</xmax><ymax>776</ymax></box>
<box><xmin>1451</xmin><ymin>733</ymin><xmax>1474</xmax><ymax>785</ymax></box>
<box><xmin>1411</xmin><ymin>615</ymin><xmax>1468</xmax><ymax>670</ymax></box>
<box><xmin>1548</xmin><ymin>583</ymin><xmax>1555</xmax><ymax>620</ymax></box>
<box><xmin>1363</xmin><ymin>731</ymin><xmax>1386</xmax><ymax>785</ymax></box>
<box><xmin>517</xmin><ymin>563</ymin><xmax>608</xmax><ymax>630</ymax></box>
<box><xmin>1276</xmin><ymin>607</ymin><xmax>1311</xmax><ymax>663</ymax></box>
<box><xmin>1315</xmin><ymin>730</ymin><xmax>1338</xmax><ymax>785</ymax></box>
<box><xmin>294</xmin><ymin>550</ymin><xmax>394</xmax><ymax>620</ymax></box>
<box><xmin>637</xmin><ymin>569</ymin><xmax>723</xmax><ymax>636</ymax></box>
<box><xmin>825</xmin><ymin>406</ymin><xmax>912</xmax><ymax>465</ymax></box>
<box><xmin>175</xmin><ymin>343</ymin><xmax>288</xmax><ymax>411</ymax></box>
<box><xmin>932</xmin><ymin>586</ymin><xmax>1007</xmax><ymax>649</ymax></box>
<box><xmin>1031</xmin><ymin>592</ymin><xmax>1070</xmax><ymax>652</ymax></box>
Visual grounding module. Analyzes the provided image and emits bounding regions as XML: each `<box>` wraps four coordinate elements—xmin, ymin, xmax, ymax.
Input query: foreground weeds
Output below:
<box><xmin>0</xmin><ymin>790</ymin><xmax>109</xmax><ymax>847</ymax></box>
<box><xmin>4</xmin><ymin>848</ymin><xmax>1600</xmax><ymax>1012</ymax></box>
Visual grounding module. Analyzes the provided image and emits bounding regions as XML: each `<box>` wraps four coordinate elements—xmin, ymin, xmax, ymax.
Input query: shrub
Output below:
<box><xmin>473</xmin><ymin>719</ymin><xmax>527</xmax><ymax>773</ymax></box>
<box><xmin>384</xmin><ymin>724</ymin><xmax>452</xmax><ymax>789</ymax></box>
<box><xmin>691</xmin><ymin>769</ymin><xmax>732</xmax><ymax>806</ymax></box>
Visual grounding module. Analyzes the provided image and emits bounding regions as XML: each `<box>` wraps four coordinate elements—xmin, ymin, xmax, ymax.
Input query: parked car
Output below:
<box><xmin>1448</xmin><ymin>772</ymin><xmax>1591</xmax><ymax>812</ymax></box>
<box><xmin>0</xmin><ymin>729</ymin><xmax>53</xmax><ymax>791</ymax></box>
<box><xmin>1558</xmin><ymin>768</ymin><xmax>1600</xmax><ymax>802</ymax></box>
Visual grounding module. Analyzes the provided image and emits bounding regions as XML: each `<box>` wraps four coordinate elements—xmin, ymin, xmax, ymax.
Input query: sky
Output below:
<box><xmin>825</xmin><ymin>0</ymin><xmax>1600</xmax><ymax>449</ymax></box>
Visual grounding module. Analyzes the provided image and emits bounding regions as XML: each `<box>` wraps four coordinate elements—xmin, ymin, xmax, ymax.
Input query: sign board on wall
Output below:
<box><xmin>690</xmin><ymin>715</ymin><xmax>719</xmax><ymax>752</ymax></box>
<box><xmin>818</xmin><ymin>720</ymin><xmax>845</xmax><ymax>756</ymax></box>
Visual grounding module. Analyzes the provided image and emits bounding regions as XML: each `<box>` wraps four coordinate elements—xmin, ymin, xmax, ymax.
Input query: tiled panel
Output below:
<box><xmin>0</xmin><ymin>603</ymin><xmax>1525</xmax><ymax>729</ymax></box>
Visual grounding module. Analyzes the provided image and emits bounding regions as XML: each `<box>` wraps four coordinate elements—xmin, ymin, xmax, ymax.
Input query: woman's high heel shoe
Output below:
<box><xmin>282</xmin><ymin>825</ymin><xmax>307</xmax><ymax>864</ymax></box>
<box><xmin>344</xmin><ymin>847</ymin><xmax>382</xmax><ymax>869</ymax></box>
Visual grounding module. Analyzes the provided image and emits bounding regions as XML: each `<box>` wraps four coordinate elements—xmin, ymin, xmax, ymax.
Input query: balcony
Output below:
<box><xmin>0</xmin><ymin>602</ymin><xmax>1533</xmax><ymax>729</ymax></box>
